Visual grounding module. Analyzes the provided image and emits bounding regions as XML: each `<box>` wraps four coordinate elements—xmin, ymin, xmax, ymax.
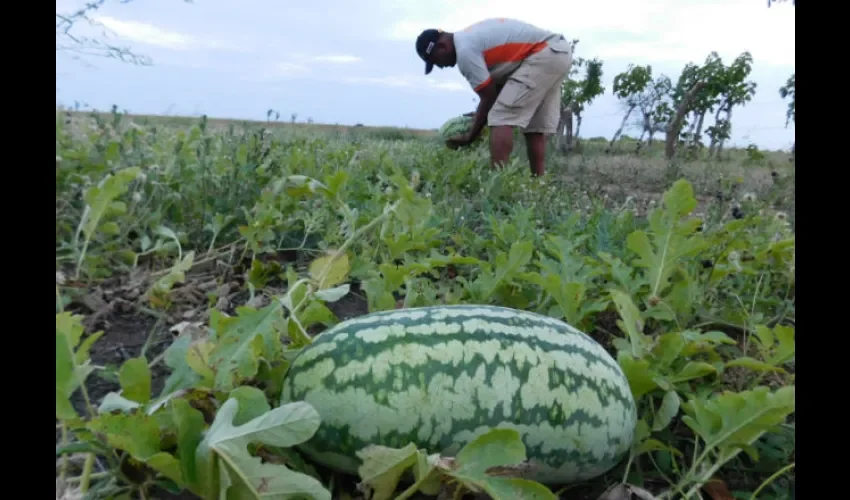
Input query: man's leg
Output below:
<box><xmin>488</xmin><ymin>40</ymin><xmax>573</xmax><ymax>173</ymax></box>
<box><xmin>522</xmin><ymin>43</ymin><xmax>573</xmax><ymax>176</ymax></box>
<box><xmin>490</xmin><ymin>126</ymin><xmax>514</xmax><ymax>168</ymax></box>
<box><xmin>524</xmin><ymin>132</ymin><xmax>546</xmax><ymax>176</ymax></box>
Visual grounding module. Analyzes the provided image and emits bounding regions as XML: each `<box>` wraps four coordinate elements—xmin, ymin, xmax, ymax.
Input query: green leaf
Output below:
<box><xmin>314</xmin><ymin>283</ymin><xmax>350</xmax><ymax>303</ymax></box>
<box><xmin>98</xmin><ymin>393</ymin><xmax>141</xmax><ymax>413</ymax></box>
<box><xmin>229</xmin><ymin>386</ymin><xmax>272</xmax><ymax>426</ymax></box>
<box><xmin>470</xmin><ymin>241</ymin><xmax>533</xmax><ymax>301</ymax></box>
<box><xmin>670</xmin><ymin>361</ymin><xmax>717</xmax><ymax>383</ymax></box>
<box><xmin>652</xmin><ymin>333</ymin><xmax>686</xmax><ymax>368</ymax></box>
<box><xmin>445</xmin><ymin>428</ymin><xmax>557</xmax><ymax>500</ymax></box>
<box><xmin>413</xmin><ymin>451</ymin><xmax>442</xmax><ymax>496</ymax></box>
<box><xmin>80</xmin><ymin>167</ymin><xmax>140</xmax><ymax>243</ymax></box>
<box><xmin>617</xmin><ymin>352</ymin><xmax>660</xmax><ymax>400</ymax></box>
<box><xmin>681</xmin><ymin>385</ymin><xmax>795</xmax><ymax>461</ymax></box>
<box><xmin>309</xmin><ymin>250</ymin><xmax>351</xmax><ymax>289</ymax></box>
<box><xmin>635</xmin><ymin>439</ymin><xmax>683</xmax><ymax>457</ymax></box>
<box><xmin>356</xmin><ymin>443</ymin><xmax>420</xmax><ymax>500</ymax></box>
<box><xmin>207</xmin><ymin>303</ymin><xmax>285</xmax><ymax>391</ymax></box>
<box><xmin>119</xmin><ymin>356</ymin><xmax>152</xmax><ymax>404</ymax></box>
<box><xmin>610</xmin><ymin>290</ymin><xmax>647</xmax><ymax>358</ymax></box>
<box><xmin>625</xmin><ymin>179</ymin><xmax>707</xmax><ymax>299</ymax></box>
<box><xmin>159</xmin><ymin>335</ymin><xmax>202</xmax><ymax>397</ymax></box>
<box><xmin>87</xmin><ymin>411</ymin><xmax>184</xmax><ymax>485</ymax></box>
<box><xmin>769</xmin><ymin>324</ymin><xmax>795</xmax><ymax>365</ymax></box>
<box><xmin>195</xmin><ymin>398</ymin><xmax>329</xmax><ymax>500</ymax></box>
<box><xmin>282</xmin><ymin>175</ymin><xmax>328</xmax><ymax>199</ymax></box>
<box><xmin>56</xmin><ymin>312</ymin><xmax>102</xmax><ymax>420</ymax></box>
<box><xmin>171</xmin><ymin>398</ymin><xmax>205</xmax><ymax>493</ymax></box>
<box><xmin>726</xmin><ymin>357</ymin><xmax>787</xmax><ymax>373</ymax></box>
<box><xmin>652</xmin><ymin>391</ymin><xmax>681</xmax><ymax>432</ymax></box>
<box><xmin>752</xmin><ymin>324</ymin><xmax>775</xmax><ymax>350</ymax></box>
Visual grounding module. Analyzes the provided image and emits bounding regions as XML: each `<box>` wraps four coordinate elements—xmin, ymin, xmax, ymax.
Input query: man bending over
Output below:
<box><xmin>416</xmin><ymin>18</ymin><xmax>573</xmax><ymax>176</ymax></box>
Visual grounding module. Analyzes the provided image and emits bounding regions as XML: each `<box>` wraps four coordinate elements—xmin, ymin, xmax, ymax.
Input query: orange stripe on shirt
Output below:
<box><xmin>474</xmin><ymin>77</ymin><xmax>493</xmax><ymax>92</ymax></box>
<box><xmin>483</xmin><ymin>42</ymin><xmax>547</xmax><ymax>66</ymax></box>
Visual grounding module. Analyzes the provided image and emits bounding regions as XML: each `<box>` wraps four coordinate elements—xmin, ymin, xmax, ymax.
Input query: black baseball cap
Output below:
<box><xmin>416</xmin><ymin>28</ymin><xmax>442</xmax><ymax>75</ymax></box>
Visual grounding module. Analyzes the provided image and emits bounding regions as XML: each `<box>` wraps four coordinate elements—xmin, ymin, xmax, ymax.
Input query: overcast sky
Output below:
<box><xmin>55</xmin><ymin>0</ymin><xmax>795</xmax><ymax>151</ymax></box>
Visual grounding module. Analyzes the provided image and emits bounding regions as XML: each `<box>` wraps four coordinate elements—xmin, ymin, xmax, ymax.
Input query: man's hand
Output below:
<box><xmin>446</xmin><ymin>133</ymin><xmax>473</xmax><ymax>150</ymax></box>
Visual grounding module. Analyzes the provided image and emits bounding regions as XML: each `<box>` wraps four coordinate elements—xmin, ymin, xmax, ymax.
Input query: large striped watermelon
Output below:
<box><xmin>279</xmin><ymin>305</ymin><xmax>637</xmax><ymax>485</ymax></box>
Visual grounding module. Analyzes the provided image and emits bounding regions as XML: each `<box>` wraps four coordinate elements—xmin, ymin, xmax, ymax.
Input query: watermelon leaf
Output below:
<box><xmin>56</xmin><ymin>312</ymin><xmax>103</xmax><ymax>420</ymax></box>
<box><xmin>625</xmin><ymin>179</ymin><xmax>707</xmax><ymax>303</ymax></box>
<box><xmin>194</xmin><ymin>398</ymin><xmax>330</xmax><ymax>500</ymax></box>
<box><xmin>356</xmin><ymin>443</ymin><xmax>423</xmax><ymax>500</ymax></box>
<box><xmin>87</xmin><ymin>410</ymin><xmax>185</xmax><ymax>485</ymax></box>
<box><xmin>662</xmin><ymin>385</ymin><xmax>796</xmax><ymax>498</ymax></box>
<box><xmin>444</xmin><ymin>428</ymin><xmax>557</xmax><ymax>500</ymax></box>
<box><xmin>206</xmin><ymin>303</ymin><xmax>285</xmax><ymax>391</ymax></box>
<box><xmin>118</xmin><ymin>356</ymin><xmax>152</xmax><ymax>404</ymax></box>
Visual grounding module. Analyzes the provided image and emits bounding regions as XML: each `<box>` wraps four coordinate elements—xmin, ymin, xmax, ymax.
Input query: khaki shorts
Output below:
<box><xmin>487</xmin><ymin>37</ymin><xmax>573</xmax><ymax>135</ymax></box>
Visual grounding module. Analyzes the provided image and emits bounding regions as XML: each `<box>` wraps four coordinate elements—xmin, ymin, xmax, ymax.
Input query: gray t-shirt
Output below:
<box><xmin>453</xmin><ymin>18</ymin><xmax>571</xmax><ymax>92</ymax></box>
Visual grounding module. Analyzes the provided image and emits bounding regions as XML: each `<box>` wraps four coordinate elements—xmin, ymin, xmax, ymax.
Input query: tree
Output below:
<box><xmin>557</xmin><ymin>41</ymin><xmax>605</xmax><ymax>151</ymax></box>
<box><xmin>779</xmin><ymin>73</ymin><xmax>795</xmax><ymax>127</ymax></box>
<box><xmin>56</xmin><ymin>0</ymin><xmax>191</xmax><ymax>66</ymax></box>
<box><xmin>630</xmin><ymin>75</ymin><xmax>674</xmax><ymax>150</ymax></box>
<box><xmin>705</xmin><ymin>52</ymin><xmax>757</xmax><ymax>158</ymax></box>
<box><xmin>608</xmin><ymin>64</ymin><xmax>653</xmax><ymax>149</ymax></box>
<box><xmin>677</xmin><ymin>53</ymin><xmax>727</xmax><ymax>152</ymax></box>
<box><xmin>779</xmin><ymin>73</ymin><xmax>795</xmax><ymax>154</ymax></box>
<box><xmin>665</xmin><ymin>81</ymin><xmax>706</xmax><ymax>160</ymax></box>
<box><xmin>57</xmin><ymin>1</ymin><xmax>150</xmax><ymax>65</ymax></box>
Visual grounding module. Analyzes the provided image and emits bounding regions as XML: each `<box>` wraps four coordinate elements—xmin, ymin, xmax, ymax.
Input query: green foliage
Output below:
<box><xmin>56</xmin><ymin>112</ymin><xmax>795</xmax><ymax>499</ymax></box>
<box><xmin>356</xmin><ymin>428</ymin><xmax>557</xmax><ymax>500</ymax></box>
<box><xmin>779</xmin><ymin>73</ymin><xmax>795</xmax><ymax>127</ymax></box>
<box><xmin>612</xmin><ymin>65</ymin><xmax>653</xmax><ymax>102</ymax></box>
<box><xmin>561</xmin><ymin>47</ymin><xmax>606</xmax><ymax>117</ymax></box>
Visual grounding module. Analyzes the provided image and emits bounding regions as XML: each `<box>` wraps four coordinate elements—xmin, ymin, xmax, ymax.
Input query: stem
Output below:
<box><xmin>75</xmin><ymin>236</ymin><xmax>92</xmax><ymax>280</ymax></box>
<box><xmin>621</xmin><ymin>450</ymin><xmax>635</xmax><ymax>483</ymax></box>
<box><xmin>743</xmin><ymin>271</ymin><xmax>766</xmax><ymax>354</ymax></box>
<box><xmin>147</xmin><ymin>349</ymin><xmax>168</xmax><ymax>370</ymax></box>
<box><xmin>79</xmin><ymin>453</ymin><xmax>96</xmax><ymax>492</ymax></box>
<box><xmin>750</xmin><ymin>462</ymin><xmax>794</xmax><ymax>498</ymax></box>
<box><xmin>140</xmin><ymin>316</ymin><xmax>164</xmax><ymax>358</ymax></box>
<box><xmin>66</xmin><ymin>471</ymin><xmax>110</xmax><ymax>483</ymax></box>
<box><xmin>394</xmin><ymin>468</ymin><xmax>437</xmax><ymax>500</ymax></box>
<box><xmin>677</xmin><ymin>448</ymin><xmax>741</xmax><ymax>499</ymax></box>
<box><xmin>60</xmin><ymin>423</ymin><xmax>70</xmax><ymax>481</ymax></box>
<box><xmin>147</xmin><ymin>242</ymin><xmax>241</xmax><ymax>278</ymax></box>
<box><xmin>77</xmin><ymin>373</ymin><xmax>98</xmax><ymax>418</ymax></box>
<box><xmin>313</xmin><ymin>201</ymin><xmax>399</xmax><ymax>289</ymax></box>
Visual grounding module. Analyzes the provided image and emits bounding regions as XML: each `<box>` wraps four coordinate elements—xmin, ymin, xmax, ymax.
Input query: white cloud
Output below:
<box><xmin>265</xmin><ymin>62</ymin><xmax>311</xmax><ymax>77</ymax></box>
<box><xmin>341</xmin><ymin>74</ymin><xmax>466</xmax><ymax>92</ymax></box>
<box><xmin>384</xmin><ymin>0</ymin><xmax>794</xmax><ymax>68</ymax></box>
<box><xmin>343</xmin><ymin>76</ymin><xmax>414</xmax><ymax>88</ymax></box>
<box><xmin>427</xmin><ymin>79</ymin><xmax>467</xmax><ymax>92</ymax></box>
<box><xmin>91</xmin><ymin>15</ymin><xmax>235</xmax><ymax>51</ymax></box>
<box><xmin>311</xmin><ymin>54</ymin><xmax>362</xmax><ymax>63</ymax></box>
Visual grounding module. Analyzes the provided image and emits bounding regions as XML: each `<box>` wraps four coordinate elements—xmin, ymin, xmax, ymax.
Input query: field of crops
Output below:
<box><xmin>56</xmin><ymin>110</ymin><xmax>795</xmax><ymax>500</ymax></box>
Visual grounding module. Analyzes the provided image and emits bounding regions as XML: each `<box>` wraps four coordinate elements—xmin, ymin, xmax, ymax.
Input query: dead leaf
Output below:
<box><xmin>703</xmin><ymin>478</ymin><xmax>734</xmax><ymax>500</ymax></box>
<box><xmin>598</xmin><ymin>483</ymin><xmax>659</xmax><ymax>500</ymax></box>
<box><xmin>246</xmin><ymin>294</ymin><xmax>270</xmax><ymax>309</ymax></box>
<box><xmin>170</xmin><ymin>321</ymin><xmax>207</xmax><ymax>341</ymax></box>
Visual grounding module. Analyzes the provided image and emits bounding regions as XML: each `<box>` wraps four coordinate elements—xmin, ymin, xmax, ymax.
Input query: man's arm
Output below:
<box><xmin>455</xmin><ymin>49</ymin><xmax>500</xmax><ymax>142</ymax></box>
<box><xmin>467</xmin><ymin>82</ymin><xmax>500</xmax><ymax>141</ymax></box>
